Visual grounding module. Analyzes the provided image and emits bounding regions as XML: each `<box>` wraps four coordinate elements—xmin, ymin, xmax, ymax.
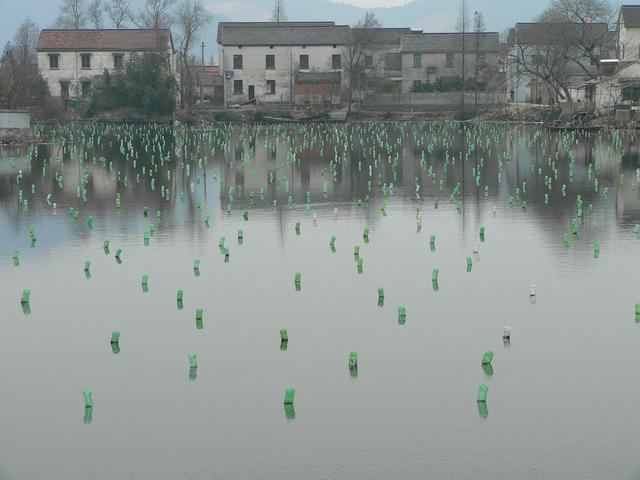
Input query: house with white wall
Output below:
<box><xmin>618</xmin><ymin>5</ymin><xmax>640</xmax><ymax>63</ymax></box>
<box><xmin>217</xmin><ymin>22</ymin><xmax>350</xmax><ymax>105</ymax></box>
<box><xmin>37</xmin><ymin>29</ymin><xmax>177</xmax><ymax>99</ymax></box>
<box><xmin>399</xmin><ymin>32</ymin><xmax>501</xmax><ymax>94</ymax></box>
<box><xmin>506</xmin><ymin>22</ymin><xmax>610</xmax><ymax>104</ymax></box>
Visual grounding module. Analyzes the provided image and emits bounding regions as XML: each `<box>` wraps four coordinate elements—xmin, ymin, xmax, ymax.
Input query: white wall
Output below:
<box><xmin>401</xmin><ymin>52</ymin><xmax>499</xmax><ymax>93</ymax></box>
<box><xmin>38</xmin><ymin>48</ymin><xmax>177</xmax><ymax>98</ymax></box>
<box><xmin>0</xmin><ymin>111</ymin><xmax>30</xmax><ymax>129</ymax></box>
<box><xmin>219</xmin><ymin>44</ymin><xmax>348</xmax><ymax>104</ymax></box>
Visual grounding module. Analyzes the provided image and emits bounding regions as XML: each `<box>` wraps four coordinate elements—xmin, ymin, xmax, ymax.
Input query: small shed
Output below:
<box><xmin>0</xmin><ymin>110</ymin><xmax>32</xmax><ymax>143</ymax></box>
<box><xmin>294</xmin><ymin>71</ymin><xmax>342</xmax><ymax>105</ymax></box>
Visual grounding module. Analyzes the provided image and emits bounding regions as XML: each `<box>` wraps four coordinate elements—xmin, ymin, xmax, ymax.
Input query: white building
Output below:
<box><xmin>217</xmin><ymin>22</ymin><xmax>350</xmax><ymax>105</ymax></box>
<box><xmin>36</xmin><ymin>29</ymin><xmax>177</xmax><ymax>99</ymax></box>
<box><xmin>618</xmin><ymin>5</ymin><xmax>640</xmax><ymax>63</ymax></box>
<box><xmin>506</xmin><ymin>22</ymin><xmax>611</xmax><ymax>104</ymax></box>
<box><xmin>399</xmin><ymin>32</ymin><xmax>501</xmax><ymax>94</ymax></box>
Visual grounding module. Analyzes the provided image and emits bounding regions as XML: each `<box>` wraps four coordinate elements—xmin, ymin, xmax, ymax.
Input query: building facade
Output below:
<box><xmin>218</xmin><ymin>22</ymin><xmax>350</xmax><ymax>105</ymax></box>
<box><xmin>37</xmin><ymin>29</ymin><xmax>177</xmax><ymax>99</ymax></box>
<box><xmin>399</xmin><ymin>32</ymin><xmax>501</xmax><ymax>94</ymax></box>
<box><xmin>618</xmin><ymin>5</ymin><xmax>640</xmax><ymax>63</ymax></box>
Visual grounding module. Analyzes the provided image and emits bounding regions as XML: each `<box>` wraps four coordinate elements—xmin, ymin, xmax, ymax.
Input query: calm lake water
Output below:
<box><xmin>2</xmin><ymin>122</ymin><xmax>640</xmax><ymax>479</ymax></box>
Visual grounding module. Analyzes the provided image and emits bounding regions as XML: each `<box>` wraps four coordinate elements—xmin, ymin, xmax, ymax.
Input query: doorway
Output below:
<box><xmin>248</xmin><ymin>85</ymin><xmax>255</xmax><ymax>101</ymax></box>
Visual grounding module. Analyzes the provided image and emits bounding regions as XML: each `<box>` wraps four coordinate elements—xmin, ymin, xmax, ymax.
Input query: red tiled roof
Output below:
<box><xmin>37</xmin><ymin>29</ymin><xmax>173</xmax><ymax>52</ymax></box>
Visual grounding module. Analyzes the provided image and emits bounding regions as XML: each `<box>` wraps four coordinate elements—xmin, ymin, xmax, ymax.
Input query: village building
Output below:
<box><xmin>187</xmin><ymin>65</ymin><xmax>224</xmax><ymax>103</ymax></box>
<box><xmin>217</xmin><ymin>22</ymin><xmax>350</xmax><ymax>105</ymax></box>
<box><xmin>506</xmin><ymin>22</ymin><xmax>609</xmax><ymax>104</ymax></box>
<box><xmin>36</xmin><ymin>29</ymin><xmax>178</xmax><ymax>100</ymax></box>
<box><xmin>357</xmin><ymin>27</ymin><xmax>416</xmax><ymax>94</ymax></box>
<box><xmin>618</xmin><ymin>5</ymin><xmax>640</xmax><ymax>63</ymax></box>
<box><xmin>399</xmin><ymin>32</ymin><xmax>501</xmax><ymax>94</ymax></box>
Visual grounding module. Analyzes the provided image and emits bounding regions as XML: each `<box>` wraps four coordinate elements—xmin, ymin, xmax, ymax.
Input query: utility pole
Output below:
<box><xmin>200</xmin><ymin>42</ymin><xmax>205</xmax><ymax>103</ymax></box>
<box><xmin>461</xmin><ymin>1</ymin><xmax>466</xmax><ymax>119</ymax></box>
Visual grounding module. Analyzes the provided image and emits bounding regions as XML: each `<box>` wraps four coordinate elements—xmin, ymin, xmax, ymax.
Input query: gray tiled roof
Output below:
<box><xmin>510</xmin><ymin>22</ymin><xmax>609</xmax><ymax>46</ymax></box>
<box><xmin>400</xmin><ymin>32</ymin><xmax>500</xmax><ymax>53</ymax></box>
<box><xmin>37</xmin><ymin>29</ymin><xmax>173</xmax><ymax>51</ymax></box>
<box><xmin>218</xmin><ymin>22</ymin><xmax>350</xmax><ymax>45</ymax></box>
<box><xmin>352</xmin><ymin>28</ymin><xmax>414</xmax><ymax>45</ymax></box>
<box><xmin>621</xmin><ymin>5</ymin><xmax>640</xmax><ymax>28</ymax></box>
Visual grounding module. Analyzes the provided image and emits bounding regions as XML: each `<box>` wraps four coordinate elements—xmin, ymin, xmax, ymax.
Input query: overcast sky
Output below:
<box><xmin>0</xmin><ymin>0</ymin><xmax>632</xmax><ymax>61</ymax></box>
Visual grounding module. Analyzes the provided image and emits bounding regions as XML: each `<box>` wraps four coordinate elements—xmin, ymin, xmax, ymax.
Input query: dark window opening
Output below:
<box><xmin>299</xmin><ymin>54</ymin><xmax>309</xmax><ymax>70</ymax></box>
<box><xmin>233</xmin><ymin>55</ymin><xmax>243</xmax><ymax>69</ymax></box>
<box><xmin>332</xmin><ymin>54</ymin><xmax>342</xmax><ymax>70</ymax></box>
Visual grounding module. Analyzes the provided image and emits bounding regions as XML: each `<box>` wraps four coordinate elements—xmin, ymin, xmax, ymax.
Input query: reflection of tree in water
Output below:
<box><xmin>0</xmin><ymin>123</ymin><xmax>638</xmax><ymax>247</ymax></box>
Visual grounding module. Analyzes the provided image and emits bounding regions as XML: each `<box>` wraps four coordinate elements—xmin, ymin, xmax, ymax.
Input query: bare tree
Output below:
<box><xmin>456</xmin><ymin>0</ymin><xmax>470</xmax><ymax>116</ymax></box>
<box><xmin>539</xmin><ymin>0</ymin><xmax>613</xmax><ymax>25</ymax></box>
<box><xmin>176</xmin><ymin>0</ymin><xmax>212</xmax><ymax>105</ymax></box>
<box><xmin>87</xmin><ymin>0</ymin><xmax>104</xmax><ymax>28</ymax></box>
<box><xmin>473</xmin><ymin>11</ymin><xmax>486</xmax><ymax>111</ymax></box>
<box><xmin>13</xmin><ymin>18</ymin><xmax>39</xmax><ymax>66</ymax></box>
<box><xmin>271</xmin><ymin>0</ymin><xmax>287</xmax><ymax>23</ymax></box>
<box><xmin>106</xmin><ymin>0</ymin><xmax>132</xmax><ymax>28</ymax></box>
<box><xmin>134</xmin><ymin>0</ymin><xmax>177</xmax><ymax>29</ymax></box>
<box><xmin>346</xmin><ymin>12</ymin><xmax>381</xmax><ymax>113</ymax></box>
<box><xmin>55</xmin><ymin>0</ymin><xmax>87</xmax><ymax>29</ymax></box>
<box><xmin>0</xmin><ymin>20</ymin><xmax>50</xmax><ymax>109</ymax></box>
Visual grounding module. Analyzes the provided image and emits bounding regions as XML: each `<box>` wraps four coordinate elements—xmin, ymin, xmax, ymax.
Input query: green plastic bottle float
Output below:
<box><xmin>295</xmin><ymin>273</ymin><xmax>301</xmax><ymax>291</ymax></box>
<box><xmin>594</xmin><ymin>241</ymin><xmax>600</xmax><ymax>258</ymax></box>
<box><xmin>280</xmin><ymin>328</ymin><xmax>288</xmax><ymax>343</ymax></box>
<box><xmin>189</xmin><ymin>353</ymin><xmax>198</xmax><ymax>381</ymax></box>
<box><xmin>103</xmin><ymin>240</ymin><xmax>110</xmax><ymax>253</ymax></box>
<box><xmin>349</xmin><ymin>351</ymin><xmax>358</xmax><ymax>369</ymax></box>
<box><xmin>83</xmin><ymin>389</ymin><xmax>94</xmax><ymax>409</ymax></box>
<box><xmin>357</xmin><ymin>257</ymin><xmax>363</xmax><ymax>274</ymax></box>
<box><xmin>111</xmin><ymin>331</ymin><xmax>120</xmax><ymax>354</ymax></box>
<box><xmin>398</xmin><ymin>306</ymin><xmax>407</xmax><ymax>325</ymax></box>
<box><xmin>238</xmin><ymin>230</ymin><xmax>244</xmax><ymax>244</ymax></box>
<box><xmin>363</xmin><ymin>227</ymin><xmax>369</xmax><ymax>242</ymax></box>
<box><xmin>141</xmin><ymin>274</ymin><xmax>149</xmax><ymax>292</ymax></box>
<box><xmin>284</xmin><ymin>387</ymin><xmax>296</xmax><ymax>405</ymax></box>
<box><xmin>177</xmin><ymin>290</ymin><xmax>184</xmax><ymax>309</ymax></box>
<box><xmin>477</xmin><ymin>384</ymin><xmax>488</xmax><ymax>403</ymax></box>
<box><xmin>481</xmin><ymin>351</ymin><xmax>494</xmax><ymax>366</ymax></box>
<box><xmin>21</xmin><ymin>289</ymin><xmax>30</xmax><ymax>305</ymax></box>
<box><xmin>295</xmin><ymin>222</ymin><xmax>301</xmax><ymax>235</ymax></box>
<box><xmin>243</xmin><ymin>210</ymin><xmax>249</xmax><ymax>221</ymax></box>
<box><xmin>430</xmin><ymin>235</ymin><xmax>436</xmax><ymax>252</ymax></box>
<box><xmin>466</xmin><ymin>256</ymin><xmax>473</xmax><ymax>272</ymax></box>
<box><xmin>196</xmin><ymin>309</ymin><xmax>204</xmax><ymax>329</ymax></box>
<box><xmin>84</xmin><ymin>260</ymin><xmax>91</xmax><ymax>272</ymax></box>
<box><xmin>377</xmin><ymin>288</ymin><xmax>384</xmax><ymax>307</ymax></box>
<box><xmin>479</xmin><ymin>226</ymin><xmax>486</xmax><ymax>242</ymax></box>
<box><xmin>635</xmin><ymin>304</ymin><xmax>640</xmax><ymax>324</ymax></box>
<box><xmin>12</xmin><ymin>250</ymin><xmax>20</xmax><ymax>266</ymax></box>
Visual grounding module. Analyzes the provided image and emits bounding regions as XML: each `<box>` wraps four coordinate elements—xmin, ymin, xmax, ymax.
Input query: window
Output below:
<box><xmin>233</xmin><ymin>80</ymin><xmax>243</xmax><ymax>94</ymax></box>
<box><xmin>233</xmin><ymin>54</ymin><xmax>243</xmax><ymax>70</ymax></box>
<box><xmin>81</xmin><ymin>80</ymin><xmax>92</xmax><ymax>96</ymax></box>
<box><xmin>299</xmin><ymin>54</ymin><xmax>309</xmax><ymax>70</ymax></box>
<box><xmin>266</xmin><ymin>79</ymin><xmax>276</xmax><ymax>95</ymax></box>
<box><xmin>266</xmin><ymin>54</ymin><xmax>275</xmax><ymax>70</ymax></box>
<box><xmin>531</xmin><ymin>54</ymin><xmax>543</xmax><ymax>66</ymax></box>
<box><xmin>477</xmin><ymin>53</ymin><xmax>487</xmax><ymax>65</ymax></box>
<box><xmin>332</xmin><ymin>54</ymin><xmax>342</xmax><ymax>70</ymax></box>
<box><xmin>81</xmin><ymin>53</ymin><xmax>91</xmax><ymax>69</ymax></box>
<box><xmin>113</xmin><ymin>53</ymin><xmax>124</xmax><ymax>69</ymax></box>
<box><xmin>413</xmin><ymin>53</ymin><xmax>422</xmax><ymax>68</ymax></box>
<box><xmin>446</xmin><ymin>53</ymin><xmax>454</xmax><ymax>68</ymax></box>
<box><xmin>365</xmin><ymin>55</ymin><xmax>373</xmax><ymax>69</ymax></box>
<box><xmin>49</xmin><ymin>54</ymin><xmax>60</xmax><ymax>69</ymax></box>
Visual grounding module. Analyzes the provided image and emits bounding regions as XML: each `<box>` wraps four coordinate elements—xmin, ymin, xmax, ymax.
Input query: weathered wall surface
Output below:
<box><xmin>364</xmin><ymin>92</ymin><xmax>507</xmax><ymax>108</ymax></box>
<box><xmin>0</xmin><ymin>111</ymin><xmax>31</xmax><ymax>143</ymax></box>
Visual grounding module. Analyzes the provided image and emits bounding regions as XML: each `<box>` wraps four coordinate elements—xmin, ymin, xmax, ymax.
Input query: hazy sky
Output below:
<box><xmin>0</xmin><ymin>0</ymin><xmax>632</xmax><ymax>60</ymax></box>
